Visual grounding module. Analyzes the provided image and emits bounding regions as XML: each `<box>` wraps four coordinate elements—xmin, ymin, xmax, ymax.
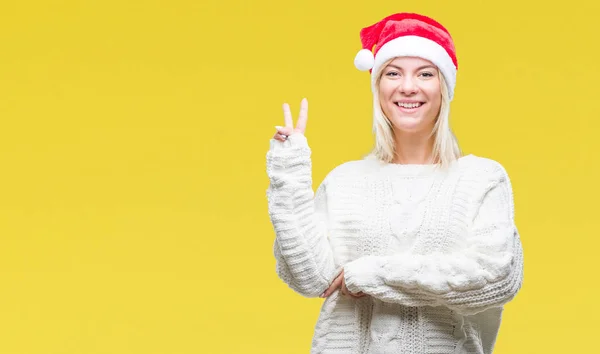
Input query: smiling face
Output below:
<box><xmin>378</xmin><ymin>57</ymin><xmax>442</xmax><ymax>136</ymax></box>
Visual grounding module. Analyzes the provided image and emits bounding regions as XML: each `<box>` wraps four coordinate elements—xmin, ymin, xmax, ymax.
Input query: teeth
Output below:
<box><xmin>396</xmin><ymin>102</ymin><xmax>422</xmax><ymax>108</ymax></box>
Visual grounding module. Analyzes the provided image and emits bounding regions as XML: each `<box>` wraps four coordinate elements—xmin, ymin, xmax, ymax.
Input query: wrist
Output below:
<box><xmin>344</xmin><ymin>256</ymin><xmax>384</xmax><ymax>294</ymax></box>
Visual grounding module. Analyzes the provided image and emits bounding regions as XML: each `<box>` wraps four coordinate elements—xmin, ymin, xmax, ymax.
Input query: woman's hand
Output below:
<box><xmin>272</xmin><ymin>98</ymin><xmax>309</xmax><ymax>142</ymax></box>
<box><xmin>321</xmin><ymin>270</ymin><xmax>366</xmax><ymax>299</ymax></box>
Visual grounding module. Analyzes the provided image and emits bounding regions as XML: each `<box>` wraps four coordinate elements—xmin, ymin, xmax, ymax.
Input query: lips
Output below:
<box><xmin>394</xmin><ymin>101</ymin><xmax>425</xmax><ymax>113</ymax></box>
<box><xmin>395</xmin><ymin>102</ymin><xmax>424</xmax><ymax>108</ymax></box>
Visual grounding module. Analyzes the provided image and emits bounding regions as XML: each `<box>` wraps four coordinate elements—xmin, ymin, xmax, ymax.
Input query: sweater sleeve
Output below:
<box><xmin>343</xmin><ymin>161</ymin><xmax>524</xmax><ymax>315</ymax></box>
<box><xmin>266</xmin><ymin>133</ymin><xmax>338</xmax><ymax>297</ymax></box>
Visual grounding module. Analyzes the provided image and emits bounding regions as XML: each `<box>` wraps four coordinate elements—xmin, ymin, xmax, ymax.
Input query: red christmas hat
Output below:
<box><xmin>354</xmin><ymin>13</ymin><xmax>458</xmax><ymax>100</ymax></box>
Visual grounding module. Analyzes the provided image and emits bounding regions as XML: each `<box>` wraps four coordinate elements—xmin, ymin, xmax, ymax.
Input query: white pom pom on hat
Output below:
<box><xmin>354</xmin><ymin>13</ymin><xmax>459</xmax><ymax>100</ymax></box>
<box><xmin>354</xmin><ymin>49</ymin><xmax>375</xmax><ymax>71</ymax></box>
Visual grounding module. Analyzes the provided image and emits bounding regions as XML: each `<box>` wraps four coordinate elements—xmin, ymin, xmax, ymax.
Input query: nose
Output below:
<box><xmin>399</xmin><ymin>76</ymin><xmax>418</xmax><ymax>95</ymax></box>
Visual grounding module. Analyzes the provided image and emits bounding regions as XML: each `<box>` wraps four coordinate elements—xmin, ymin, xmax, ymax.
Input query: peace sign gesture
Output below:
<box><xmin>273</xmin><ymin>98</ymin><xmax>308</xmax><ymax>142</ymax></box>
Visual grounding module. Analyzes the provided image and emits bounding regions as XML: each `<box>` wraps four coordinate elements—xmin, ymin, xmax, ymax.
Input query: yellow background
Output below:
<box><xmin>0</xmin><ymin>0</ymin><xmax>597</xmax><ymax>353</ymax></box>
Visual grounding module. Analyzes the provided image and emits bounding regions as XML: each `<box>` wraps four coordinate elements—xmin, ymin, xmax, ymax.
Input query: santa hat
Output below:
<box><xmin>354</xmin><ymin>13</ymin><xmax>458</xmax><ymax>100</ymax></box>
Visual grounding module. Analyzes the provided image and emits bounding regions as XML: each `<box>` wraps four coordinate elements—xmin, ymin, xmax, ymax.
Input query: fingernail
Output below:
<box><xmin>275</xmin><ymin>126</ymin><xmax>283</xmax><ymax>130</ymax></box>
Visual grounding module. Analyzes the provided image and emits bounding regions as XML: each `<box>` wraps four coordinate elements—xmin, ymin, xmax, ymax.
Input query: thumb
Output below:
<box><xmin>275</xmin><ymin>126</ymin><xmax>294</xmax><ymax>136</ymax></box>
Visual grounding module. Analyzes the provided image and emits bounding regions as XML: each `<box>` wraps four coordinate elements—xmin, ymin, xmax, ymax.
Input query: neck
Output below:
<box><xmin>391</xmin><ymin>129</ymin><xmax>435</xmax><ymax>165</ymax></box>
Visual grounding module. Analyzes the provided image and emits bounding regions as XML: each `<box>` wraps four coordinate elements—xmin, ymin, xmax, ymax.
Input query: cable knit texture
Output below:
<box><xmin>266</xmin><ymin>134</ymin><xmax>524</xmax><ymax>354</ymax></box>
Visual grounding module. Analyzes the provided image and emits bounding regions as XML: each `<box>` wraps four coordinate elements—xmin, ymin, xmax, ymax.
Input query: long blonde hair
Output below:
<box><xmin>364</xmin><ymin>60</ymin><xmax>462</xmax><ymax>169</ymax></box>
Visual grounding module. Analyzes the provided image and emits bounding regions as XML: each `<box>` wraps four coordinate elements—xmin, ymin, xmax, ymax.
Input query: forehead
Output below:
<box><xmin>388</xmin><ymin>56</ymin><xmax>436</xmax><ymax>69</ymax></box>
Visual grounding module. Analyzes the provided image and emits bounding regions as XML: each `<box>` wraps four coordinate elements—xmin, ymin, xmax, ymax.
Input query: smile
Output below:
<box><xmin>395</xmin><ymin>102</ymin><xmax>424</xmax><ymax>108</ymax></box>
<box><xmin>394</xmin><ymin>102</ymin><xmax>425</xmax><ymax>112</ymax></box>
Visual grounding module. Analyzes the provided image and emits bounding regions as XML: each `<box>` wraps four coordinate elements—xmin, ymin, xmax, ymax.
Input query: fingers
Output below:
<box><xmin>295</xmin><ymin>98</ymin><xmax>308</xmax><ymax>134</ymax></box>
<box><xmin>273</xmin><ymin>132</ymin><xmax>287</xmax><ymax>142</ymax></box>
<box><xmin>321</xmin><ymin>273</ymin><xmax>343</xmax><ymax>298</ymax></box>
<box><xmin>282</xmin><ymin>103</ymin><xmax>294</xmax><ymax>128</ymax></box>
<box><xmin>274</xmin><ymin>126</ymin><xmax>293</xmax><ymax>141</ymax></box>
<box><xmin>323</xmin><ymin>274</ymin><xmax>343</xmax><ymax>297</ymax></box>
<box><xmin>341</xmin><ymin>282</ymin><xmax>351</xmax><ymax>297</ymax></box>
<box><xmin>341</xmin><ymin>271</ymin><xmax>365</xmax><ymax>298</ymax></box>
<box><xmin>273</xmin><ymin>99</ymin><xmax>307</xmax><ymax>142</ymax></box>
<box><xmin>320</xmin><ymin>271</ymin><xmax>366</xmax><ymax>299</ymax></box>
<box><xmin>347</xmin><ymin>290</ymin><xmax>366</xmax><ymax>298</ymax></box>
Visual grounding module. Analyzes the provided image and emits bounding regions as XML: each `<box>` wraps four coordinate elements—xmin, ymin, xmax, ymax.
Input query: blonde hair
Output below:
<box><xmin>364</xmin><ymin>60</ymin><xmax>462</xmax><ymax>169</ymax></box>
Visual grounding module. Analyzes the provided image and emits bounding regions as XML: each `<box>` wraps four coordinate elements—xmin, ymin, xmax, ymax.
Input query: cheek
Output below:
<box><xmin>378</xmin><ymin>83</ymin><xmax>394</xmax><ymax>111</ymax></box>
<box><xmin>426</xmin><ymin>95</ymin><xmax>442</xmax><ymax>120</ymax></box>
<box><xmin>424</xmin><ymin>85</ymin><xmax>441</xmax><ymax>108</ymax></box>
<box><xmin>379</xmin><ymin>80</ymin><xmax>397</xmax><ymax>98</ymax></box>
<box><xmin>422</xmin><ymin>81</ymin><xmax>441</xmax><ymax>96</ymax></box>
<box><xmin>379</xmin><ymin>95</ymin><xmax>393</xmax><ymax>118</ymax></box>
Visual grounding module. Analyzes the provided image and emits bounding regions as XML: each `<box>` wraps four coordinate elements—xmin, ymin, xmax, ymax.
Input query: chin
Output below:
<box><xmin>390</xmin><ymin>118</ymin><xmax>427</xmax><ymax>133</ymax></box>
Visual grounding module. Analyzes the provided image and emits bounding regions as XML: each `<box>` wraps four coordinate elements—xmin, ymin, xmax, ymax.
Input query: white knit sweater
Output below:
<box><xmin>266</xmin><ymin>133</ymin><xmax>524</xmax><ymax>354</ymax></box>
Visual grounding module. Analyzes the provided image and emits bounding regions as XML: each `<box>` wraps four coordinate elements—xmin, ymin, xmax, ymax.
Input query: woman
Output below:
<box><xmin>266</xmin><ymin>12</ymin><xmax>524</xmax><ymax>354</ymax></box>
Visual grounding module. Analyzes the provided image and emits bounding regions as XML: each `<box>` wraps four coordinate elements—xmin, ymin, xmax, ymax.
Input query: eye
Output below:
<box><xmin>385</xmin><ymin>71</ymin><xmax>400</xmax><ymax>77</ymax></box>
<box><xmin>419</xmin><ymin>71</ymin><xmax>435</xmax><ymax>78</ymax></box>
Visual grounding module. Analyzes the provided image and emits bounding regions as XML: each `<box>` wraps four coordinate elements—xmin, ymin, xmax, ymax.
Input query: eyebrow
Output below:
<box><xmin>386</xmin><ymin>64</ymin><xmax>437</xmax><ymax>71</ymax></box>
